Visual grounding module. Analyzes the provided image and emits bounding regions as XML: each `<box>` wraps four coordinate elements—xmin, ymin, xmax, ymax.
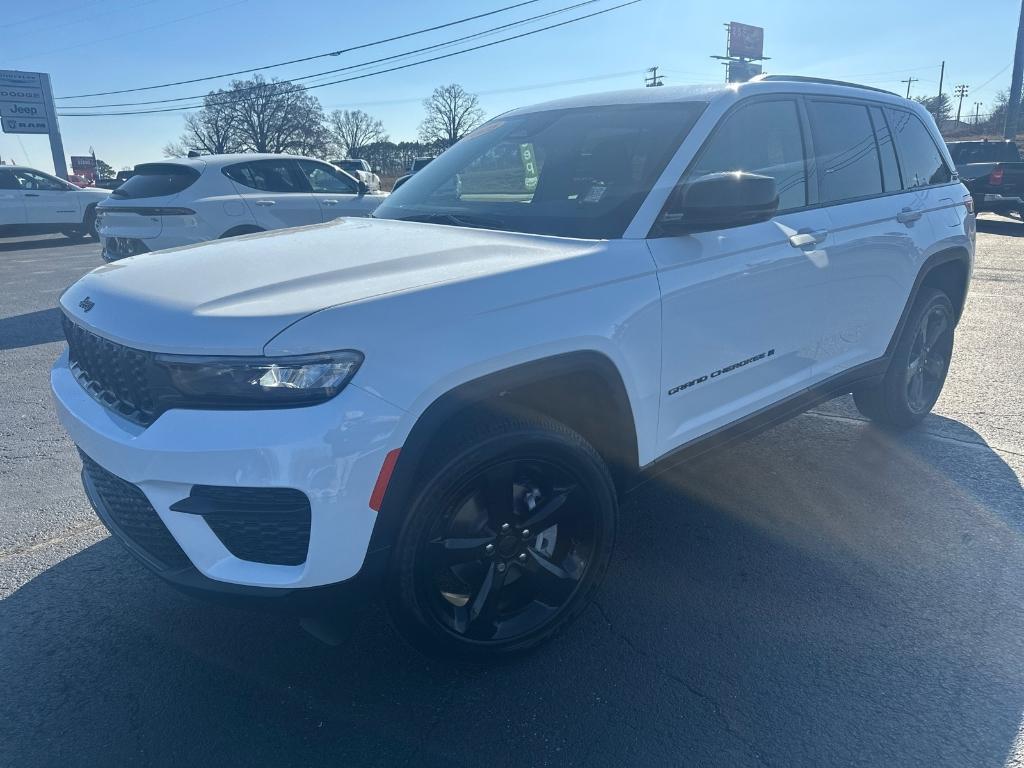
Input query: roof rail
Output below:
<box><xmin>750</xmin><ymin>74</ymin><xmax>898</xmax><ymax>97</ymax></box>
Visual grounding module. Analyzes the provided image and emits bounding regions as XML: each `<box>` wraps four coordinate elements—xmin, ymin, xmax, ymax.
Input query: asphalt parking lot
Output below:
<box><xmin>1</xmin><ymin>223</ymin><xmax>1023</xmax><ymax>768</ymax></box>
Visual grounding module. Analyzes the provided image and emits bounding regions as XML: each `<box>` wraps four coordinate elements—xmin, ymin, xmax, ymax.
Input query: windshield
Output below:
<box><xmin>373</xmin><ymin>102</ymin><xmax>707</xmax><ymax>239</ymax></box>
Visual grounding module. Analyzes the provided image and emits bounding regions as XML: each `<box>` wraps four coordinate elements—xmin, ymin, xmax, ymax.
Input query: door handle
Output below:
<box><xmin>255</xmin><ymin>199</ymin><xmax>276</xmax><ymax>207</ymax></box>
<box><xmin>788</xmin><ymin>229</ymin><xmax>828</xmax><ymax>249</ymax></box>
<box><xmin>896</xmin><ymin>207</ymin><xmax>922</xmax><ymax>224</ymax></box>
<box><xmin>321</xmin><ymin>199</ymin><xmax>339</xmax><ymax>205</ymax></box>
<box><xmin>24</xmin><ymin>193</ymin><xmax>40</xmax><ymax>197</ymax></box>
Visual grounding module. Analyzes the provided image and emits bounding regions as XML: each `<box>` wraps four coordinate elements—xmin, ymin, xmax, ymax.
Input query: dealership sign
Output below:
<box><xmin>0</xmin><ymin>70</ymin><xmax>54</xmax><ymax>135</ymax></box>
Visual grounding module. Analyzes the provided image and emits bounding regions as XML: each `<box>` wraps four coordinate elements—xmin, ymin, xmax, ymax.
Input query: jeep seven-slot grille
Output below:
<box><xmin>62</xmin><ymin>314</ymin><xmax>158</xmax><ymax>426</ymax></box>
<box><xmin>80</xmin><ymin>452</ymin><xmax>191</xmax><ymax>571</ymax></box>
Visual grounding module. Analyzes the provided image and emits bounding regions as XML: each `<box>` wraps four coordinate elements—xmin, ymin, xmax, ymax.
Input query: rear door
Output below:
<box><xmin>0</xmin><ymin>169</ymin><xmax>26</xmax><ymax>226</ymax></box>
<box><xmin>295</xmin><ymin>160</ymin><xmax>376</xmax><ymax>220</ymax></box>
<box><xmin>223</xmin><ymin>159</ymin><xmax>320</xmax><ymax>230</ymax></box>
<box><xmin>12</xmin><ymin>169</ymin><xmax>81</xmax><ymax>225</ymax></box>
<box><xmin>808</xmin><ymin>100</ymin><xmax>953</xmax><ymax>379</ymax></box>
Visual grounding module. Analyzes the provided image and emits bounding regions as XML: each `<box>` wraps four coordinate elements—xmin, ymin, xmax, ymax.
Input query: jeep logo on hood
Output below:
<box><xmin>78</xmin><ymin>296</ymin><xmax>95</xmax><ymax>312</ymax></box>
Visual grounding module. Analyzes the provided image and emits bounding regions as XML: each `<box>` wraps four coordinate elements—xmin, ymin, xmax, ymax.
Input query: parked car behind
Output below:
<box><xmin>331</xmin><ymin>158</ymin><xmax>382</xmax><ymax>193</ymax></box>
<box><xmin>95</xmin><ymin>170</ymin><xmax>135</xmax><ymax>191</ymax></box>
<box><xmin>0</xmin><ymin>166</ymin><xmax>107</xmax><ymax>240</ymax></box>
<box><xmin>96</xmin><ymin>153</ymin><xmax>387</xmax><ymax>260</ymax></box>
<box><xmin>946</xmin><ymin>139</ymin><xmax>1024</xmax><ymax>220</ymax></box>
<box><xmin>391</xmin><ymin>156</ymin><xmax>434</xmax><ymax>191</ymax></box>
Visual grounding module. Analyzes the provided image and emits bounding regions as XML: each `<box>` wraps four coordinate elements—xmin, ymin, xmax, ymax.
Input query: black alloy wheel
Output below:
<box><xmin>421</xmin><ymin>458</ymin><xmax>594</xmax><ymax>643</ymax></box>
<box><xmin>904</xmin><ymin>303</ymin><xmax>952</xmax><ymax>415</ymax></box>
<box><xmin>387</xmin><ymin>411</ymin><xmax>617</xmax><ymax>659</ymax></box>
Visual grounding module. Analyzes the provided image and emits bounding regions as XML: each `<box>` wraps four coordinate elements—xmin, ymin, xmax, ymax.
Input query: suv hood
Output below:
<box><xmin>60</xmin><ymin>217</ymin><xmax>598</xmax><ymax>355</ymax></box>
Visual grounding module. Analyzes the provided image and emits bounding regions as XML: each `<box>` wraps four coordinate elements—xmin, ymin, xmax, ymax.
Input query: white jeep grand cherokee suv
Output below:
<box><xmin>52</xmin><ymin>77</ymin><xmax>974</xmax><ymax>658</ymax></box>
<box><xmin>96</xmin><ymin>153</ymin><xmax>385</xmax><ymax>260</ymax></box>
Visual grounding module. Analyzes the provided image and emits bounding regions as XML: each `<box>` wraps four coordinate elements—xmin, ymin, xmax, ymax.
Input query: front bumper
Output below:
<box><xmin>51</xmin><ymin>350</ymin><xmax>406</xmax><ymax>591</ymax></box>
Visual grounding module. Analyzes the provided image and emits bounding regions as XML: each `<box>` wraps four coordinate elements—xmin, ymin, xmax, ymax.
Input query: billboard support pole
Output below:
<box><xmin>38</xmin><ymin>73</ymin><xmax>67</xmax><ymax>179</ymax></box>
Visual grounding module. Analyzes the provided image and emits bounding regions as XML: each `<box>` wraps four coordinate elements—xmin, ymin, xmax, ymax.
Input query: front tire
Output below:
<box><xmin>853</xmin><ymin>287</ymin><xmax>955</xmax><ymax>428</ymax></box>
<box><xmin>386</xmin><ymin>410</ymin><xmax>617</xmax><ymax>660</ymax></box>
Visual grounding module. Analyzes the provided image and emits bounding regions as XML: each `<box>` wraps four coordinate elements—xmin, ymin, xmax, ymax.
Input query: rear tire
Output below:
<box><xmin>853</xmin><ymin>287</ymin><xmax>955</xmax><ymax>429</ymax></box>
<box><xmin>62</xmin><ymin>206</ymin><xmax>98</xmax><ymax>241</ymax></box>
<box><xmin>386</xmin><ymin>409</ymin><xmax>617</xmax><ymax>660</ymax></box>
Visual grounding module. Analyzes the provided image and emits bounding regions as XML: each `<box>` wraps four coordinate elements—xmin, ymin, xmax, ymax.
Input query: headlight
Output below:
<box><xmin>153</xmin><ymin>350</ymin><xmax>363</xmax><ymax>408</ymax></box>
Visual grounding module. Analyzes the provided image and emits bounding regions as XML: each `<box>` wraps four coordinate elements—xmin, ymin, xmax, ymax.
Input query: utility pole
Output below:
<box><xmin>901</xmin><ymin>76</ymin><xmax>919</xmax><ymax>98</ymax></box>
<box><xmin>644</xmin><ymin>66</ymin><xmax>664</xmax><ymax>87</ymax></box>
<box><xmin>974</xmin><ymin>101</ymin><xmax>983</xmax><ymax>125</ymax></box>
<box><xmin>937</xmin><ymin>61</ymin><xmax>945</xmax><ymax>99</ymax></box>
<box><xmin>1005</xmin><ymin>0</ymin><xmax>1024</xmax><ymax>138</ymax></box>
<box><xmin>954</xmin><ymin>84</ymin><xmax>969</xmax><ymax>123</ymax></box>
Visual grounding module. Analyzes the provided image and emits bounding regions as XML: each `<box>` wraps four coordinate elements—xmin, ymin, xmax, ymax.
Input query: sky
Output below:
<box><xmin>1</xmin><ymin>0</ymin><xmax>1019</xmax><ymax>174</ymax></box>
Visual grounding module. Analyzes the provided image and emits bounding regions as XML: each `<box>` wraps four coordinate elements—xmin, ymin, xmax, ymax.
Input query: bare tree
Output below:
<box><xmin>418</xmin><ymin>83</ymin><xmax>485</xmax><ymax>148</ymax></box>
<box><xmin>164</xmin><ymin>89</ymin><xmax>240</xmax><ymax>157</ymax></box>
<box><xmin>226</xmin><ymin>76</ymin><xmax>330</xmax><ymax>156</ymax></box>
<box><xmin>328</xmin><ymin>109</ymin><xmax>388</xmax><ymax>158</ymax></box>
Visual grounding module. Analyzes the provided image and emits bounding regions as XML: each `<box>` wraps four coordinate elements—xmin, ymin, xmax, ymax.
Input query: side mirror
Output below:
<box><xmin>658</xmin><ymin>171</ymin><xmax>779</xmax><ymax>234</ymax></box>
<box><xmin>357</xmin><ymin>179</ymin><xmax>369</xmax><ymax>196</ymax></box>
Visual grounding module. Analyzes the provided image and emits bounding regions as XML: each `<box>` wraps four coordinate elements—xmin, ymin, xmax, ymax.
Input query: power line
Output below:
<box><xmin>0</xmin><ymin>0</ymin><xmax>104</xmax><ymax>29</ymax></box>
<box><xmin>8</xmin><ymin>0</ymin><xmax>253</xmax><ymax>64</ymax></box>
<box><xmin>65</xmin><ymin>0</ymin><xmax>604</xmax><ymax>109</ymax></box>
<box><xmin>57</xmin><ymin>0</ymin><xmax>544</xmax><ymax>100</ymax></box>
<box><xmin>58</xmin><ymin>0</ymin><xmax>643</xmax><ymax>117</ymax></box>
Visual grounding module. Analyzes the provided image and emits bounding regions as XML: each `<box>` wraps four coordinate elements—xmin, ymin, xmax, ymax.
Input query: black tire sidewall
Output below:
<box><xmin>386</xmin><ymin>418</ymin><xmax>617</xmax><ymax>659</ymax></box>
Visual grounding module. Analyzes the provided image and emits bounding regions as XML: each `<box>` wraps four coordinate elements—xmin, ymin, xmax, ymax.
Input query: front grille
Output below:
<box><xmin>171</xmin><ymin>486</ymin><xmax>312</xmax><ymax>566</ymax></box>
<box><xmin>80</xmin><ymin>453</ymin><xmax>191</xmax><ymax>571</ymax></box>
<box><xmin>62</xmin><ymin>314</ymin><xmax>159</xmax><ymax>426</ymax></box>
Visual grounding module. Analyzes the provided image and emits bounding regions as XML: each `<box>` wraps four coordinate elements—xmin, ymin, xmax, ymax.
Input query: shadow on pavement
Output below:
<box><xmin>0</xmin><ymin>307</ymin><xmax>64</xmax><ymax>350</ymax></box>
<box><xmin>0</xmin><ymin>235</ymin><xmax>89</xmax><ymax>253</ymax></box>
<box><xmin>2</xmin><ymin>404</ymin><xmax>1023</xmax><ymax>767</ymax></box>
<box><xmin>977</xmin><ymin>216</ymin><xmax>1024</xmax><ymax>237</ymax></box>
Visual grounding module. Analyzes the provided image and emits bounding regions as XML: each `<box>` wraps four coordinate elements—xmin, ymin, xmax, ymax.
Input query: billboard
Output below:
<box><xmin>71</xmin><ymin>155</ymin><xmax>97</xmax><ymax>182</ymax></box>
<box><xmin>727</xmin><ymin>60</ymin><xmax>763</xmax><ymax>83</ymax></box>
<box><xmin>728</xmin><ymin>22</ymin><xmax>764</xmax><ymax>60</ymax></box>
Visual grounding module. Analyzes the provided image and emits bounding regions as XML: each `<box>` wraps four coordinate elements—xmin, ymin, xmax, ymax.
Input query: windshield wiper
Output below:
<box><xmin>394</xmin><ymin>212</ymin><xmax>509</xmax><ymax>231</ymax></box>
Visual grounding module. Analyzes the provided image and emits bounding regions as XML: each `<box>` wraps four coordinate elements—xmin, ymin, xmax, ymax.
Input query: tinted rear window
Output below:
<box><xmin>111</xmin><ymin>164</ymin><xmax>200</xmax><ymax>199</ymax></box>
<box><xmin>886</xmin><ymin>108</ymin><xmax>952</xmax><ymax>188</ymax></box>
<box><xmin>807</xmin><ymin>100</ymin><xmax>883</xmax><ymax>203</ymax></box>
<box><xmin>223</xmin><ymin>160</ymin><xmax>305</xmax><ymax>193</ymax></box>
<box><xmin>947</xmin><ymin>141</ymin><xmax>1020</xmax><ymax>164</ymax></box>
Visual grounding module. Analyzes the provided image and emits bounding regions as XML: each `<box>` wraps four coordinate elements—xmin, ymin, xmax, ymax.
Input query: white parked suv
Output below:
<box><xmin>0</xmin><ymin>166</ymin><xmax>108</xmax><ymax>240</ymax></box>
<box><xmin>53</xmin><ymin>77</ymin><xmax>974</xmax><ymax>658</ymax></box>
<box><xmin>96</xmin><ymin>153</ymin><xmax>386</xmax><ymax>260</ymax></box>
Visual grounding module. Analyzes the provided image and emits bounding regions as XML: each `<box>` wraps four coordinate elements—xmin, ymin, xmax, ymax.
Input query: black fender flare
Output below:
<box><xmin>368</xmin><ymin>351</ymin><xmax>638</xmax><ymax>553</ymax></box>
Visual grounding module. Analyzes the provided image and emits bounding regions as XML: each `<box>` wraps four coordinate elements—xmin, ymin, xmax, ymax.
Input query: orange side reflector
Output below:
<box><xmin>369</xmin><ymin>448</ymin><xmax>401</xmax><ymax>511</ymax></box>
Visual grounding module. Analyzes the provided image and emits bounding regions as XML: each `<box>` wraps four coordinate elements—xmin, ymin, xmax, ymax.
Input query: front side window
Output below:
<box><xmin>885</xmin><ymin>108</ymin><xmax>953</xmax><ymax>188</ymax></box>
<box><xmin>223</xmin><ymin>160</ymin><xmax>305</xmax><ymax>193</ymax></box>
<box><xmin>373</xmin><ymin>102</ymin><xmax>707</xmax><ymax>239</ymax></box>
<box><xmin>298</xmin><ymin>160</ymin><xmax>358</xmax><ymax>194</ymax></box>
<box><xmin>807</xmin><ymin>100</ymin><xmax>883</xmax><ymax>203</ymax></box>
<box><xmin>688</xmin><ymin>98</ymin><xmax>807</xmax><ymax>211</ymax></box>
<box><xmin>13</xmin><ymin>169</ymin><xmax>73</xmax><ymax>191</ymax></box>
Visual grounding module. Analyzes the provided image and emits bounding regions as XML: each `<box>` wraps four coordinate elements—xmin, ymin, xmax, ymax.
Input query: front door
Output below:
<box><xmin>12</xmin><ymin>169</ymin><xmax>81</xmax><ymax>225</ymax></box>
<box><xmin>295</xmin><ymin>160</ymin><xmax>376</xmax><ymax>221</ymax></box>
<box><xmin>648</xmin><ymin>97</ymin><xmax>834</xmax><ymax>455</ymax></box>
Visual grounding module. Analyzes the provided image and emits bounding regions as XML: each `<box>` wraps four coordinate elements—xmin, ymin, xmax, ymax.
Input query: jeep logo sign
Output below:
<box><xmin>0</xmin><ymin>102</ymin><xmax>42</xmax><ymax>118</ymax></box>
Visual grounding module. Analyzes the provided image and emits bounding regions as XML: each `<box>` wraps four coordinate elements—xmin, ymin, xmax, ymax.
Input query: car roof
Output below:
<box><xmin>501</xmin><ymin>77</ymin><xmax>915</xmax><ymax>117</ymax></box>
<box><xmin>139</xmin><ymin>153</ymin><xmax>324</xmax><ymax>171</ymax></box>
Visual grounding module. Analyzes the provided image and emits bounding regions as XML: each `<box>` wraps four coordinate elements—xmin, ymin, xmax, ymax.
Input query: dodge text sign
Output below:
<box><xmin>0</xmin><ymin>70</ymin><xmax>53</xmax><ymax>134</ymax></box>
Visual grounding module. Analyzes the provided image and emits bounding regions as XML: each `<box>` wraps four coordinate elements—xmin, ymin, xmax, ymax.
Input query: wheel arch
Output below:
<box><xmin>370</xmin><ymin>351</ymin><xmax>640</xmax><ymax>551</ymax></box>
<box><xmin>886</xmin><ymin>246</ymin><xmax>971</xmax><ymax>358</ymax></box>
<box><xmin>219</xmin><ymin>224</ymin><xmax>264</xmax><ymax>239</ymax></box>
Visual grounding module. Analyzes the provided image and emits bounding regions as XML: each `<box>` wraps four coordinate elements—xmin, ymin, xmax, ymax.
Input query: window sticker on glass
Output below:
<box><xmin>520</xmin><ymin>143</ymin><xmax>539</xmax><ymax>192</ymax></box>
<box><xmin>582</xmin><ymin>184</ymin><xmax>607</xmax><ymax>203</ymax></box>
